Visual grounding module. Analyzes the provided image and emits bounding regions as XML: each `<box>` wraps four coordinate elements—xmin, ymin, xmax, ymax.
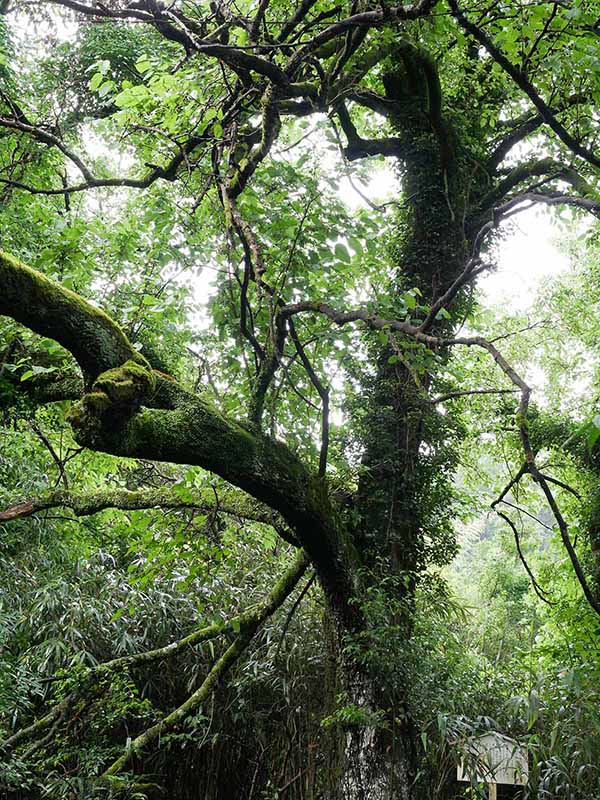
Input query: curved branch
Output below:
<box><xmin>488</xmin><ymin>93</ymin><xmax>591</xmax><ymax>169</ymax></box>
<box><xmin>0</xmin><ymin>251</ymin><xmax>142</xmax><ymax>378</ymax></box>
<box><xmin>288</xmin><ymin>319</ymin><xmax>330</xmax><ymax>477</ymax></box>
<box><xmin>285</xmin><ymin>0</ymin><xmax>436</xmax><ymax>77</ymax></box>
<box><xmin>449</xmin><ymin>0</ymin><xmax>600</xmax><ymax>169</ymax></box>
<box><xmin>335</xmin><ymin>101</ymin><xmax>404</xmax><ymax>160</ymax></box>
<box><xmin>0</xmin><ymin>114</ymin><xmax>95</xmax><ymax>181</ymax></box>
<box><xmin>0</xmin><ymin>252</ymin><xmax>356</xmax><ymax>614</ymax></box>
<box><xmin>46</xmin><ymin>0</ymin><xmax>289</xmax><ymax>81</ymax></box>
<box><xmin>1</xmin><ymin>550</ymin><xmax>309</xmax><ymax>760</ymax></box>
<box><xmin>0</xmin><ymin>136</ymin><xmax>203</xmax><ymax>196</ymax></box>
<box><xmin>495</xmin><ymin>509</ymin><xmax>555</xmax><ymax>606</ymax></box>
<box><xmin>495</xmin><ymin>190</ymin><xmax>600</xmax><ymax>220</ymax></box>
<box><xmin>477</xmin><ymin>158</ymin><xmax>594</xmax><ymax>213</ymax></box>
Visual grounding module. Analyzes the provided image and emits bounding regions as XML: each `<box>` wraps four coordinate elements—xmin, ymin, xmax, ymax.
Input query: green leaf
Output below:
<box><xmin>348</xmin><ymin>237</ymin><xmax>363</xmax><ymax>255</ymax></box>
<box><xmin>88</xmin><ymin>59</ymin><xmax>110</xmax><ymax>76</ymax></box>
<box><xmin>114</xmin><ymin>85</ymin><xmax>148</xmax><ymax>108</ymax></box>
<box><xmin>587</xmin><ymin>416</ymin><xmax>600</xmax><ymax>451</ymax></box>
<box><xmin>31</xmin><ymin>365</ymin><xmax>57</xmax><ymax>375</ymax></box>
<box><xmin>135</xmin><ymin>55</ymin><xmax>152</xmax><ymax>74</ymax></box>
<box><xmin>89</xmin><ymin>72</ymin><xmax>103</xmax><ymax>92</ymax></box>
<box><xmin>98</xmin><ymin>80</ymin><xmax>115</xmax><ymax>99</ymax></box>
<box><xmin>403</xmin><ymin>291</ymin><xmax>417</xmax><ymax>310</ymax></box>
<box><xmin>334</xmin><ymin>243</ymin><xmax>351</xmax><ymax>263</ymax></box>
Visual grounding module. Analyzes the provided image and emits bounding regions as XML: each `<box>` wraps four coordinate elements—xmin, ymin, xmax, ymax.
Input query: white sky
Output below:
<box><xmin>482</xmin><ymin>207</ymin><xmax>568</xmax><ymax>312</ymax></box>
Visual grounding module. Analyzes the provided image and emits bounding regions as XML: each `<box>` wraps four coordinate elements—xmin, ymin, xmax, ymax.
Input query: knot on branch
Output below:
<box><xmin>68</xmin><ymin>359</ymin><xmax>156</xmax><ymax>445</ymax></box>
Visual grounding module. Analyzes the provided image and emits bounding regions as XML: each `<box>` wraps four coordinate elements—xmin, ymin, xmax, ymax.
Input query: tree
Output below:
<box><xmin>1</xmin><ymin>0</ymin><xmax>600</xmax><ymax>796</ymax></box>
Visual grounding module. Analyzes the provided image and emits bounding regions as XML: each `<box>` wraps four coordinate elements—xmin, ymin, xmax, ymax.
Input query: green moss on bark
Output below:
<box><xmin>0</xmin><ymin>250</ymin><xmax>147</xmax><ymax>379</ymax></box>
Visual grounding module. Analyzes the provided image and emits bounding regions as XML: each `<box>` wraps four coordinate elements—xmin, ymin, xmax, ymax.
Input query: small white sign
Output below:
<box><xmin>457</xmin><ymin>732</ymin><xmax>528</xmax><ymax>786</ymax></box>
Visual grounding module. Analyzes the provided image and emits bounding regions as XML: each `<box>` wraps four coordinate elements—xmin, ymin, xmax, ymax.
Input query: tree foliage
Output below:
<box><xmin>1</xmin><ymin>0</ymin><xmax>600</xmax><ymax>796</ymax></box>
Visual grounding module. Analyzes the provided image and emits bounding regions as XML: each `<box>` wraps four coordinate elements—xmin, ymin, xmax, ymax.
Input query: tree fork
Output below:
<box><xmin>0</xmin><ymin>250</ymin><xmax>360</xmax><ymax>623</ymax></box>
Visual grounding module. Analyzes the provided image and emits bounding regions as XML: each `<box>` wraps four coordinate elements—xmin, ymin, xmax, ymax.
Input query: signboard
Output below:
<box><xmin>457</xmin><ymin>732</ymin><xmax>528</xmax><ymax>786</ymax></box>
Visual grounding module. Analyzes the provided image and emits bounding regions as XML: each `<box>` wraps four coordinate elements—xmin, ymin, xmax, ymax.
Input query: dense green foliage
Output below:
<box><xmin>1</xmin><ymin>0</ymin><xmax>600</xmax><ymax>797</ymax></box>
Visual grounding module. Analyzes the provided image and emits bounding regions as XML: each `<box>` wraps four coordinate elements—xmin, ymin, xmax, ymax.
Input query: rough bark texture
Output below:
<box><xmin>339</xmin><ymin>667</ymin><xmax>416</xmax><ymax>800</ymax></box>
<box><xmin>338</xmin><ymin>47</ymin><xmax>471</xmax><ymax>799</ymax></box>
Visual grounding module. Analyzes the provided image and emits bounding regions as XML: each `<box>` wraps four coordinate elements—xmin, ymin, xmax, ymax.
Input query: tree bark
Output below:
<box><xmin>339</xmin><ymin>672</ymin><xmax>415</xmax><ymax>800</ymax></box>
<box><xmin>338</xmin><ymin>45</ymin><xmax>471</xmax><ymax>799</ymax></box>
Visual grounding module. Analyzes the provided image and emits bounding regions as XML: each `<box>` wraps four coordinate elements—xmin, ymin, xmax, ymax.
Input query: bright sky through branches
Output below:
<box><xmin>341</xmin><ymin>170</ymin><xmax>569</xmax><ymax>314</ymax></box>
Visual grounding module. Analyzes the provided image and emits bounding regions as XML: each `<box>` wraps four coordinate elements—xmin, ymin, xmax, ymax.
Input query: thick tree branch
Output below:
<box><xmin>0</xmin><ymin>251</ymin><xmax>143</xmax><ymax>379</ymax></box>
<box><xmin>0</xmin><ymin>252</ymin><xmax>356</xmax><ymax>615</ymax></box>
<box><xmin>335</xmin><ymin>100</ymin><xmax>404</xmax><ymax>161</ymax></box>
<box><xmin>0</xmin><ymin>485</ymin><xmax>295</xmax><ymax>541</ymax></box>
<box><xmin>478</xmin><ymin>158</ymin><xmax>594</xmax><ymax>213</ymax></box>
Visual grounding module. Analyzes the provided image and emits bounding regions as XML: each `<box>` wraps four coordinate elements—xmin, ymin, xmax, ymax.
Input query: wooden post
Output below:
<box><xmin>489</xmin><ymin>783</ymin><xmax>497</xmax><ymax>800</ymax></box>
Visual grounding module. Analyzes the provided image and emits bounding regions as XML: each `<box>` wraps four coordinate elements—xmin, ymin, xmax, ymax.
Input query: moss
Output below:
<box><xmin>80</xmin><ymin>390</ymin><xmax>112</xmax><ymax>416</ymax></box>
<box><xmin>93</xmin><ymin>359</ymin><xmax>156</xmax><ymax>408</ymax></box>
<box><xmin>67</xmin><ymin>360</ymin><xmax>157</xmax><ymax>446</ymax></box>
<box><xmin>0</xmin><ymin>250</ymin><xmax>149</xmax><ymax>378</ymax></box>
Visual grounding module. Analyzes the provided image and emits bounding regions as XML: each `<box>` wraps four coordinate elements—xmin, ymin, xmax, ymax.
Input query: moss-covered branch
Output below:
<box><xmin>0</xmin><ymin>251</ymin><xmax>145</xmax><ymax>380</ymax></box>
<box><xmin>68</xmin><ymin>398</ymin><xmax>357</xmax><ymax>611</ymax></box>
<box><xmin>100</xmin><ymin>549</ymin><xmax>309</xmax><ymax>779</ymax></box>
<box><xmin>0</xmin><ymin>485</ymin><xmax>295</xmax><ymax>542</ymax></box>
<box><xmin>0</xmin><ymin>250</ymin><xmax>358</xmax><ymax>616</ymax></box>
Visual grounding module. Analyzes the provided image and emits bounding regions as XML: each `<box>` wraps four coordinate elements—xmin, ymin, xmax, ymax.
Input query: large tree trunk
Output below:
<box><xmin>332</xmin><ymin>45</ymin><xmax>472</xmax><ymax>798</ymax></box>
<box><xmin>321</xmin><ymin>613</ymin><xmax>417</xmax><ymax>800</ymax></box>
<box><xmin>340</xmin><ymin>671</ymin><xmax>416</xmax><ymax>800</ymax></box>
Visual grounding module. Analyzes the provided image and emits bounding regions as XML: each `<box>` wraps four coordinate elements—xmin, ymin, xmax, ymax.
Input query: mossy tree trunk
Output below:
<box><xmin>332</xmin><ymin>46</ymin><xmax>473</xmax><ymax>799</ymax></box>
